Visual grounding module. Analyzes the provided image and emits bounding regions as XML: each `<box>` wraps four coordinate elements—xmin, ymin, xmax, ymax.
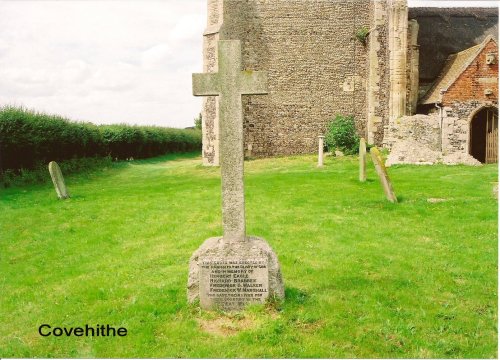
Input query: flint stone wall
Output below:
<box><xmin>384</xmin><ymin>113</ymin><xmax>470</xmax><ymax>155</ymax></box>
<box><xmin>384</xmin><ymin>111</ymin><xmax>484</xmax><ymax>165</ymax></box>
<box><xmin>384</xmin><ymin>114</ymin><xmax>441</xmax><ymax>150</ymax></box>
<box><xmin>442</xmin><ymin>104</ymin><xmax>471</xmax><ymax>155</ymax></box>
<box><xmin>368</xmin><ymin>0</ymin><xmax>391</xmax><ymax>145</ymax></box>
<box><xmin>204</xmin><ymin>0</ymin><xmax>374</xmax><ymax>159</ymax></box>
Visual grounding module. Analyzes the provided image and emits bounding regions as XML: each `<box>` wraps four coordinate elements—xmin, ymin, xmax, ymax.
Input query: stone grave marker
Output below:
<box><xmin>188</xmin><ymin>40</ymin><xmax>284</xmax><ymax>311</ymax></box>
<box><xmin>318</xmin><ymin>136</ymin><xmax>324</xmax><ymax>167</ymax></box>
<box><xmin>48</xmin><ymin>161</ymin><xmax>70</xmax><ymax>199</ymax></box>
<box><xmin>370</xmin><ymin>147</ymin><xmax>397</xmax><ymax>203</ymax></box>
<box><xmin>359</xmin><ymin>138</ymin><xmax>366</xmax><ymax>182</ymax></box>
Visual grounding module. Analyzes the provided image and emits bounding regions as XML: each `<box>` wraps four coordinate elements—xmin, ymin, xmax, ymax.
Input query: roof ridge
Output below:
<box><xmin>420</xmin><ymin>35</ymin><xmax>497</xmax><ymax>105</ymax></box>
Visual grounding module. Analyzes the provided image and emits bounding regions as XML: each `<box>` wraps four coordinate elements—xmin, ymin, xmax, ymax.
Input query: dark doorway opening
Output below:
<box><xmin>469</xmin><ymin>107</ymin><xmax>498</xmax><ymax>163</ymax></box>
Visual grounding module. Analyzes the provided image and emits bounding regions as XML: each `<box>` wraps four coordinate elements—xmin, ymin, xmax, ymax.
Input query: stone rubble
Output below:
<box><xmin>386</xmin><ymin>139</ymin><xmax>482</xmax><ymax>166</ymax></box>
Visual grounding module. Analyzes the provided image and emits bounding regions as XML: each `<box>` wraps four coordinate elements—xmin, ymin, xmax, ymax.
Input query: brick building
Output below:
<box><xmin>420</xmin><ymin>36</ymin><xmax>498</xmax><ymax>163</ymax></box>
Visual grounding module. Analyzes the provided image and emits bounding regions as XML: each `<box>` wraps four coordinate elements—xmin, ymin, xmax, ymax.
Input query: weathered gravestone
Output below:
<box><xmin>188</xmin><ymin>40</ymin><xmax>285</xmax><ymax>311</ymax></box>
<box><xmin>370</xmin><ymin>147</ymin><xmax>397</xmax><ymax>203</ymax></box>
<box><xmin>318</xmin><ymin>136</ymin><xmax>324</xmax><ymax>167</ymax></box>
<box><xmin>359</xmin><ymin>138</ymin><xmax>366</xmax><ymax>182</ymax></box>
<box><xmin>48</xmin><ymin>161</ymin><xmax>70</xmax><ymax>199</ymax></box>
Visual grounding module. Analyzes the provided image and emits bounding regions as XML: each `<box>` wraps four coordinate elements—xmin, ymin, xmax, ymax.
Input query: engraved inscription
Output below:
<box><xmin>199</xmin><ymin>258</ymin><xmax>269</xmax><ymax>310</ymax></box>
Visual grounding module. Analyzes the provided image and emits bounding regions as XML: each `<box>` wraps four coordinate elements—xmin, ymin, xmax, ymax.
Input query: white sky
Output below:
<box><xmin>0</xmin><ymin>1</ymin><xmax>498</xmax><ymax>128</ymax></box>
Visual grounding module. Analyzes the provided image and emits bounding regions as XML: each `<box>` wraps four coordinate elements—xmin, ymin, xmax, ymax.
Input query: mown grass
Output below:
<box><xmin>0</xmin><ymin>152</ymin><xmax>497</xmax><ymax>358</ymax></box>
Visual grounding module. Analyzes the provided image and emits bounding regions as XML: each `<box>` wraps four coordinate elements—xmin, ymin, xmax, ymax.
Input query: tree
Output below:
<box><xmin>194</xmin><ymin>113</ymin><xmax>202</xmax><ymax>130</ymax></box>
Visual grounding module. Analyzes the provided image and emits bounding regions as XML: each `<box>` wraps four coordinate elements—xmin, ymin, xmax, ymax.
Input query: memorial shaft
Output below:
<box><xmin>219</xmin><ymin>42</ymin><xmax>245</xmax><ymax>242</ymax></box>
<box><xmin>192</xmin><ymin>40</ymin><xmax>267</xmax><ymax>243</ymax></box>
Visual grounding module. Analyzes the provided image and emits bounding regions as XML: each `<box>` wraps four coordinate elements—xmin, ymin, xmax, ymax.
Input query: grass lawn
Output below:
<box><xmin>0</xmin><ymin>152</ymin><xmax>497</xmax><ymax>358</ymax></box>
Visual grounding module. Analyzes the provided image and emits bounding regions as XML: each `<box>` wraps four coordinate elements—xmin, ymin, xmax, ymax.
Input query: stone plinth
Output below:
<box><xmin>188</xmin><ymin>236</ymin><xmax>284</xmax><ymax>311</ymax></box>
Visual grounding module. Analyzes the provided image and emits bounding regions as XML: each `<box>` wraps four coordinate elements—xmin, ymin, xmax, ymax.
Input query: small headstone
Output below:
<box><xmin>359</xmin><ymin>138</ymin><xmax>366</xmax><ymax>182</ymax></box>
<box><xmin>48</xmin><ymin>161</ymin><xmax>70</xmax><ymax>199</ymax></box>
<box><xmin>189</xmin><ymin>40</ymin><xmax>284</xmax><ymax>311</ymax></box>
<box><xmin>318</xmin><ymin>136</ymin><xmax>324</xmax><ymax>167</ymax></box>
<box><xmin>370</xmin><ymin>147</ymin><xmax>397</xmax><ymax>203</ymax></box>
<box><xmin>334</xmin><ymin>150</ymin><xmax>344</xmax><ymax>157</ymax></box>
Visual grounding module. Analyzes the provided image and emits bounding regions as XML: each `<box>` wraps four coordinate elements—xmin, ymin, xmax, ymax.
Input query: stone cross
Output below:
<box><xmin>193</xmin><ymin>40</ymin><xmax>267</xmax><ymax>243</ymax></box>
<box><xmin>48</xmin><ymin>161</ymin><xmax>70</xmax><ymax>199</ymax></box>
<box><xmin>317</xmin><ymin>136</ymin><xmax>324</xmax><ymax>167</ymax></box>
<box><xmin>189</xmin><ymin>40</ymin><xmax>284</xmax><ymax>311</ymax></box>
<box><xmin>370</xmin><ymin>147</ymin><xmax>397</xmax><ymax>203</ymax></box>
<box><xmin>359</xmin><ymin>138</ymin><xmax>366</xmax><ymax>182</ymax></box>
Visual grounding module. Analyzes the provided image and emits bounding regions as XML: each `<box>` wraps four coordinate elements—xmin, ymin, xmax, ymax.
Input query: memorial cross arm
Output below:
<box><xmin>192</xmin><ymin>73</ymin><xmax>220</xmax><ymax>96</ymax></box>
<box><xmin>239</xmin><ymin>70</ymin><xmax>268</xmax><ymax>95</ymax></box>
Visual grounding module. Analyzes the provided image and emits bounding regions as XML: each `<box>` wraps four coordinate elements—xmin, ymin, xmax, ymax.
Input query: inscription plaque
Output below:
<box><xmin>199</xmin><ymin>258</ymin><xmax>269</xmax><ymax>310</ymax></box>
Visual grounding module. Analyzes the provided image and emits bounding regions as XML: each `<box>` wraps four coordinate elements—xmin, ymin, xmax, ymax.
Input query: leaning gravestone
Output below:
<box><xmin>359</xmin><ymin>138</ymin><xmax>366</xmax><ymax>182</ymax></box>
<box><xmin>370</xmin><ymin>147</ymin><xmax>397</xmax><ymax>203</ymax></box>
<box><xmin>48</xmin><ymin>161</ymin><xmax>70</xmax><ymax>199</ymax></box>
<box><xmin>188</xmin><ymin>40</ymin><xmax>285</xmax><ymax>311</ymax></box>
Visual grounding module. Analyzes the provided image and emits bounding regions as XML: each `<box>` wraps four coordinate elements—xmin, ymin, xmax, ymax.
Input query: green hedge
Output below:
<box><xmin>0</xmin><ymin>106</ymin><xmax>202</xmax><ymax>172</ymax></box>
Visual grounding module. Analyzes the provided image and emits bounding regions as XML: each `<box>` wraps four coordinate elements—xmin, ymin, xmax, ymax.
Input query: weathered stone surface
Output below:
<box><xmin>370</xmin><ymin>147</ymin><xmax>397</xmax><ymax>203</ymax></box>
<box><xmin>201</xmin><ymin>0</ymin><xmax>377</xmax><ymax>164</ymax></box>
<box><xmin>188</xmin><ymin>236</ymin><xmax>284</xmax><ymax>310</ymax></box>
<box><xmin>388</xmin><ymin>0</ymin><xmax>408</xmax><ymax>124</ymax></box>
<box><xmin>386</xmin><ymin>139</ymin><xmax>441</xmax><ymax>166</ymax></box>
<box><xmin>317</xmin><ymin>136</ymin><xmax>324</xmax><ymax>167</ymax></box>
<box><xmin>193</xmin><ymin>40</ymin><xmax>267</xmax><ymax>242</ymax></box>
<box><xmin>191</xmin><ymin>39</ymin><xmax>284</xmax><ymax>310</ymax></box>
<box><xmin>367</xmin><ymin>0</ymin><xmax>390</xmax><ymax>145</ymax></box>
<box><xmin>386</xmin><ymin>139</ymin><xmax>482</xmax><ymax>166</ymax></box>
<box><xmin>201</xmin><ymin>0</ymin><xmax>224</xmax><ymax>166</ymax></box>
<box><xmin>406</xmin><ymin>19</ymin><xmax>419</xmax><ymax>115</ymax></box>
<box><xmin>48</xmin><ymin>161</ymin><xmax>69</xmax><ymax>199</ymax></box>
<box><xmin>359</xmin><ymin>138</ymin><xmax>366</xmax><ymax>182</ymax></box>
<box><xmin>196</xmin><ymin>2</ymin><xmax>496</xmax><ymax>165</ymax></box>
<box><xmin>384</xmin><ymin>114</ymin><xmax>441</xmax><ymax>151</ymax></box>
<box><xmin>442</xmin><ymin>152</ymin><xmax>482</xmax><ymax>166</ymax></box>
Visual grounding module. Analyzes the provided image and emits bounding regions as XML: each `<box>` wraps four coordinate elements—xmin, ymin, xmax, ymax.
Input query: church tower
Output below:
<box><xmin>199</xmin><ymin>0</ymin><xmax>409</xmax><ymax>165</ymax></box>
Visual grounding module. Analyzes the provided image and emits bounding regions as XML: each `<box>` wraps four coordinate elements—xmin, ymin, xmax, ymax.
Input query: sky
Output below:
<box><xmin>0</xmin><ymin>1</ymin><xmax>497</xmax><ymax>129</ymax></box>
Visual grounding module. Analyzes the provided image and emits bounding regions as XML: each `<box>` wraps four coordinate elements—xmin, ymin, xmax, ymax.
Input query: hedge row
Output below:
<box><xmin>0</xmin><ymin>106</ymin><xmax>202</xmax><ymax>172</ymax></box>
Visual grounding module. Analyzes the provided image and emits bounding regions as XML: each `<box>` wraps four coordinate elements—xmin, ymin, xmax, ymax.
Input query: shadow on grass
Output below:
<box><xmin>131</xmin><ymin>151</ymin><xmax>200</xmax><ymax>165</ymax></box>
<box><xmin>285</xmin><ymin>287</ymin><xmax>310</xmax><ymax>305</ymax></box>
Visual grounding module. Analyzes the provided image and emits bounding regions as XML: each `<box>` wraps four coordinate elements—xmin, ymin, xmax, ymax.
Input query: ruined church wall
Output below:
<box><xmin>200</xmin><ymin>0</ymin><xmax>224</xmax><ymax>165</ymax></box>
<box><xmin>367</xmin><ymin>0</ymin><xmax>390</xmax><ymax>146</ymax></box>
<box><xmin>221</xmin><ymin>0</ymin><xmax>372</xmax><ymax>157</ymax></box>
<box><xmin>406</xmin><ymin>19</ymin><xmax>419</xmax><ymax>115</ymax></box>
